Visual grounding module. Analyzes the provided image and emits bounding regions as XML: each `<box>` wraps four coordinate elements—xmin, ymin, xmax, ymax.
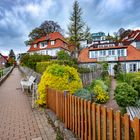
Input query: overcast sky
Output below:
<box><xmin>0</xmin><ymin>0</ymin><xmax>140</xmax><ymax>55</ymax></box>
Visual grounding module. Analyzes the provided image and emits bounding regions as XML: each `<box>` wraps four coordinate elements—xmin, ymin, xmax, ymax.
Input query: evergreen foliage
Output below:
<box><xmin>57</xmin><ymin>50</ymin><xmax>70</xmax><ymax>60</ymax></box>
<box><xmin>115</xmin><ymin>83</ymin><xmax>138</xmax><ymax>107</ymax></box>
<box><xmin>68</xmin><ymin>0</ymin><xmax>92</xmax><ymax>55</ymax></box>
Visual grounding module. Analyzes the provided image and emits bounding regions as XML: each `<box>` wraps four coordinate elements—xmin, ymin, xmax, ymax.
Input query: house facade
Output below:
<box><xmin>122</xmin><ymin>30</ymin><xmax>140</xmax><ymax>48</ymax></box>
<box><xmin>92</xmin><ymin>32</ymin><xmax>106</xmax><ymax>41</ymax></box>
<box><xmin>78</xmin><ymin>45</ymin><xmax>140</xmax><ymax>75</ymax></box>
<box><xmin>27</xmin><ymin>32</ymin><xmax>70</xmax><ymax>56</ymax></box>
<box><xmin>0</xmin><ymin>54</ymin><xmax>7</xmax><ymax>68</ymax></box>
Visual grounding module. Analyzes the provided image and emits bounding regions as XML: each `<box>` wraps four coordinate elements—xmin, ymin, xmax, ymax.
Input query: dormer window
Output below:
<box><xmin>34</xmin><ymin>44</ymin><xmax>37</xmax><ymax>48</ymax></box>
<box><xmin>51</xmin><ymin>40</ymin><xmax>55</xmax><ymax>45</ymax></box>
<box><xmin>40</xmin><ymin>41</ymin><xmax>47</xmax><ymax>48</ymax></box>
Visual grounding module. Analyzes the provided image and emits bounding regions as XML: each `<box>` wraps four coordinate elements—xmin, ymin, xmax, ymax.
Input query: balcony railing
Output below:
<box><xmin>97</xmin><ymin>56</ymin><xmax>118</xmax><ymax>61</ymax></box>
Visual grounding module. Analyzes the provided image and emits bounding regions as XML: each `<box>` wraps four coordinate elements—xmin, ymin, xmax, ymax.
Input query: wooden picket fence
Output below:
<box><xmin>46</xmin><ymin>87</ymin><xmax>140</xmax><ymax>140</ymax></box>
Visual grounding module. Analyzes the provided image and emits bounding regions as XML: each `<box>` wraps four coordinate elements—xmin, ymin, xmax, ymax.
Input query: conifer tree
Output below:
<box><xmin>68</xmin><ymin>0</ymin><xmax>92</xmax><ymax>56</ymax></box>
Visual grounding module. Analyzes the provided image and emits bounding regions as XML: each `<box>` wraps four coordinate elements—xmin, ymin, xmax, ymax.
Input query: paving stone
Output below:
<box><xmin>32</xmin><ymin>137</ymin><xmax>42</xmax><ymax>140</ymax></box>
<box><xmin>0</xmin><ymin>68</ymin><xmax>56</xmax><ymax>140</ymax></box>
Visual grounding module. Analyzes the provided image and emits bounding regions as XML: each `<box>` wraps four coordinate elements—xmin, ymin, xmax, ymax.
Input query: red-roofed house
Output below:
<box><xmin>0</xmin><ymin>54</ymin><xmax>8</xmax><ymax>68</ymax></box>
<box><xmin>122</xmin><ymin>30</ymin><xmax>140</xmax><ymax>48</ymax></box>
<box><xmin>27</xmin><ymin>32</ymin><xmax>70</xmax><ymax>56</ymax></box>
<box><xmin>78</xmin><ymin>45</ymin><xmax>140</xmax><ymax>75</ymax></box>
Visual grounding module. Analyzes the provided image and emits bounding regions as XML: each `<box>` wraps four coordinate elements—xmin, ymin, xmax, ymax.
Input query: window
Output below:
<box><xmin>118</xmin><ymin>49</ymin><xmax>121</xmax><ymax>56</ymax></box>
<box><xmin>130</xmin><ymin>64</ymin><xmax>137</xmax><ymax>72</ymax></box>
<box><xmin>90</xmin><ymin>51</ymin><xmax>97</xmax><ymax>58</ymax></box>
<box><xmin>100</xmin><ymin>51</ymin><xmax>103</xmax><ymax>56</ymax></box>
<box><xmin>108</xmin><ymin>50</ymin><xmax>111</xmax><ymax>55</ymax></box>
<box><xmin>103</xmin><ymin>50</ymin><xmax>106</xmax><ymax>56</ymax></box>
<box><xmin>112</xmin><ymin>50</ymin><xmax>115</xmax><ymax>55</ymax></box>
<box><xmin>51</xmin><ymin>40</ymin><xmax>55</xmax><ymax>45</ymax></box>
<box><xmin>121</xmin><ymin>49</ymin><xmax>124</xmax><ymax>56</ymax></box>
<box><xmin>118</xmin><ymin>49</ymin><xmax>125</xmax><ymax>56</ymax></box>
<box><xmin>40</xmin><ymin>41</ymin><xmax>47</xmax><ymax>48</ymax></box>
<box><xmin>34</xmin><ymin>44</ymin><xmax>37</xmax><ymax>48</ymax></box>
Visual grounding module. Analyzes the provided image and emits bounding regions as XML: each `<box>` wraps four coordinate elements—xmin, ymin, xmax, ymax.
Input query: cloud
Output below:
<box><xmin>0</xmin><ymin>0</ymin><xmax>140</xmax><ymax>55</ymax></box>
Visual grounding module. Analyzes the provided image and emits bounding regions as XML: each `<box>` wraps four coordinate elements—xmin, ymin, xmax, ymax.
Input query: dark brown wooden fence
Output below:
<box><xmin>46</xmin><ymin>87</ymin><xmax>140</xmax><ymax>140</ymax></box>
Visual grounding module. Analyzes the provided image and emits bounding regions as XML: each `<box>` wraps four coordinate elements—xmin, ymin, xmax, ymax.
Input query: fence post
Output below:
<box><xmin>116</xmin><ymin>111</ymin><xmax>121</xmax><ymax>140</ymax></box>
<box><xmin>124</xmin><ymin>114</ymin><xmax>130</xmax><ymax>140</ymax></box>
<box><xmin>108</xmin><ymin>108</ymin><xmax>114</xmax><ymax>140</ymax></box>
<box><xmin>133</xmin><ymin>117</ymin><xmax>139</xmax><ymax>140</ymax></box>
<box><xmin>64</xmin><ymin>90</ymin><xmax>69</xmax><ymax>128</ymax></box>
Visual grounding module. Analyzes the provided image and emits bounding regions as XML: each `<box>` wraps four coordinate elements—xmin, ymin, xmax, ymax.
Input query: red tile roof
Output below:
<box><xmin>33</xmin><ymin>32</ymin><xmax>67</xmax><ymax>44</ymax></box>
<box><xmin>0</xmin><ymin>54</ymin><xmax>8</xmax><ymax>61</ymax></box>
<box><xmin>78</xmin><ymin>45</ymin><xmax>140</xmax><ymax>63</ymax></box>
<box><xmin>78</xmin><ymin>48</ymin><xmax>97</xmax><ymax>63</ymax></box>
<box><xmin>27</xmin><ymin>32</ymin><xmax>70</xmax><ymax>52</ymax></box>
<box><xmin>122</xmin><ymin>30</ymin><xmax>140</xmax><ymax>42</ymax></box>
<box><xmin>119</xmin><ymin>45</ymin><xmax>140</xmax><ymax>61</ymax></box>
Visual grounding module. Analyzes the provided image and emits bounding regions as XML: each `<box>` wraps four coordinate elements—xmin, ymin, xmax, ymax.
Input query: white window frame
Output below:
<box><xmin>51</xmin><ymin>40</ymin><xmax>55</xmax><ymax>45</ymax></box>
<box><xmin>129</xmin><ymin>63</ymin><xmax>137</xmax><ymax>72</ymax></box>
<box><xmin>40</xmin><ymin>41</ymin><xmax>48</xmax><ymax>48</ymax></box>
<box><xmin>34</xmin><ymin>44</ymin><xmax>37</xmax><ymax>48</ymax></box>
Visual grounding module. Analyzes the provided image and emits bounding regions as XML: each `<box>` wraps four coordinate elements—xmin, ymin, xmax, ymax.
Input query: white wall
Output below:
<box><xmin>80</xmin><ymin>61</ymin><xmax>140</xmax><ymax>76</ymax></box>
<box><xmin>29</xmin><ymin>48</ymin><xmax>61</xmax><ymax>56</ymax></box>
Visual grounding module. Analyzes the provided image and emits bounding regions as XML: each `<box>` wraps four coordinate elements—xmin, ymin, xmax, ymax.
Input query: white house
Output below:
<box><xmin>78</xmin><ymin>44</ymin><xmax>140</xmax><ymax>75</ymax></box>
<box><xmin>27</xmin><ymin>32</ymin><xmax>70</xmax><ymax>56</ymax></box>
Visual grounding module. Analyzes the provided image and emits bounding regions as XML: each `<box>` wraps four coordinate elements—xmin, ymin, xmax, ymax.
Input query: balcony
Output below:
<box><xmin>97</xmin><ymin>56</ymin><xmax>118</xmax><ymax>61</ymax></box>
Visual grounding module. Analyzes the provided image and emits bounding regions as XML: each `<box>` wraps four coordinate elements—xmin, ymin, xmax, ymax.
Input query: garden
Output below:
<box><xmin>113</xmin><ymin>62</ymin><xmax>140</xmax><ymax>114</ymax></box>
<box><xmin>20</xmin><ymin>50</ymin><xmax>140</xmax><ymax>115</ymax></box>
<box><xmin>20</xmin><ymin>51</ymin><xmax>112</xmax><ymax>107</ymax></box>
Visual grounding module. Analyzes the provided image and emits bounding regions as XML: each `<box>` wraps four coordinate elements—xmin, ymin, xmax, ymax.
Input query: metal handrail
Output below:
<box><xmin>0</xmin><ymin>66</ymin><xmax>12</xmax><ymax>79</ymax></box>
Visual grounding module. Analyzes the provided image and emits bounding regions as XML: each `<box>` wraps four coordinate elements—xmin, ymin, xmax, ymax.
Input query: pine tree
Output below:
<box><xmin>9</xmin><ymin>49</ymin><xmax>16</xmax><ymax>60</ymax></box>
<box><xmin>84</xmin><ymin>26</ymin><xmax>93</xmax><ymax>44</ymax></box>
<box><xmin>68</xmin><ymin>1</ymin><xmax>92</xmax><ymax>57</ymax></box>
<box><xmin>68</xmin><ymin>0</ymin><xmax>85</xmax><ymax>54</ymax></box>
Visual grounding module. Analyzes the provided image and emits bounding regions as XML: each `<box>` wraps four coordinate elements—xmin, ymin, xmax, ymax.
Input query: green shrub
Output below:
<box><xmin>115</xmin><ymin>83</ymin><xmax>138</xmax><ymax>107</ymax></box>
<box><xmin>103</xmin><ymin>76</ymin><xmax>111</xmax><ymax>91</ymax></box>
<box><xmin>93</xmin><ymin>84</ymin><xmax>109</xmax><ymax>103</ymax></box>
<box><xmin>74</xmin><ymin>88</ymin><xmax>94</xmax><ymax>101</ymax></box>
<box><xmin>20</xmin><ymin>54</ymin><xmax>51</xmax><ymax>70</ymax></box>
<box><xmin>118</xmin><ymin>72</ymin><xmax>140</xmax><ymax>83</ymax></box>
<box><xmin>136</xmin><ymin>99</ymin><xmax>140</xmax><ymax>107</ymax></box>
<box><xmin>113</xmin><ymin>62</ymin><xmax>122</xmax><ymax>79</ymax></box>
<box><xmin>131</xmin><ymin>77</ymin><xmax>140</xmax><ymax>96</ymax></box>
<box><xmin>120</xmin><ymin>107</ymin><xmax>127</xmax><ymax>115</ymax></box>
<box><xmin>101</xmin><ymin>62</ymin><xmax>109</xmax><ymax>79</ymax></box>
<box><xmin>36</xmin><ymin>60</ymin><xmax>77</xmax><ymax>74</ymax></box>
<box><xmin>77</xmin><ymin>67</ymin><xmax>92</xmax><ymax>73</ymax></box>
<box><xmin>37</xmin><ymin>64</ymin><xmax>83</xmax><ymax>105</ymax></box>
<box><xmin>93</xmin><ymin>79</ymin><xmax>108</xmax><ymax>91</ymax></box>
<box><xmin>57</xmin><ymin>50</ymin><xmax>70</xmax><ymax>60</ymax></box>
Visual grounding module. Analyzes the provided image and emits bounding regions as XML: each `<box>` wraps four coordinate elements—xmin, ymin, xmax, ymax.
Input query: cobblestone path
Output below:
<box><xmin>0</xmin><ymin>68</ymin><xmax>56</xmax><ymax>140</ymax></box>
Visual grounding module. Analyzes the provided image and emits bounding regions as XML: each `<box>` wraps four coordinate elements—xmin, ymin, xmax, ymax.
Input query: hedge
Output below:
<box><xmin>36</xmin><ymin>60</ymin><xmax>78</xmax><ymax>74</ymax></box>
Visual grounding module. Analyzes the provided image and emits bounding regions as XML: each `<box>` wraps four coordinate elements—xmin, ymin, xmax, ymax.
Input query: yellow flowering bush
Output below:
<box><xmin>93</xmin><ymin>84</ymin><xmax>109</xmax><ymax>103</ymax></box>
<box><xmin>37</xmin><ymin>64</ymin><xmax>83</xmax><ymax>105</ymax></box>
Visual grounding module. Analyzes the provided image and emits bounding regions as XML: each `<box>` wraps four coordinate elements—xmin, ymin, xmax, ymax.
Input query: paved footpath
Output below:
<box><xmin>103</xmin><ymin>77</ymin><xmax>120</xmax><ymax>112</ymax></box>
<box><xmin>0</xmin><ymin>68</ymin><xmax>56</xmax><ymax>140</ymax></box>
